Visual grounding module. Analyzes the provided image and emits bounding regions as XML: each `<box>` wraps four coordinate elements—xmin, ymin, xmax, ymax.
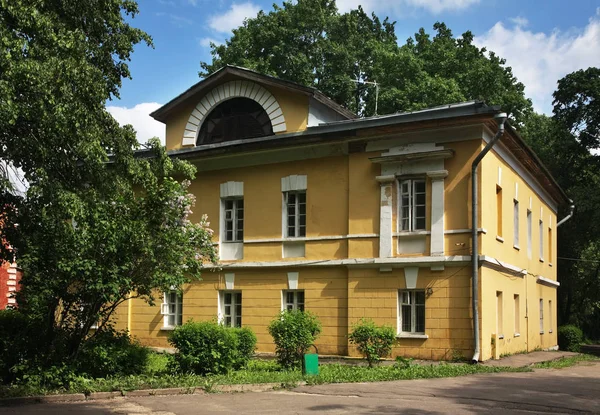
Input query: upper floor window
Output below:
<box><xmin>197</xmin><ymin>98</ymin><xmax>273</xmax><ymax>145</ymax></box>
<box><xmin>284</xmin><ymin>191</ymin><xmax>306</xmax><ymax>237</ymax></box>
<box><xmin>223</xmin><ymin>198</ymin><xmax>244</xmax><ymax>242</ymax></box>
<box><xmin>399</xmin><ymin>179</ymin><xmax>426</xmax><ymax>231</ymax></box>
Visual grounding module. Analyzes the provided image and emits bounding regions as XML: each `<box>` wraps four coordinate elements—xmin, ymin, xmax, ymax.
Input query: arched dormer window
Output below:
<box><xmin>197</xmin><ymin>97</ymin><xmax>273</xmax><ymax>145</ymax></box>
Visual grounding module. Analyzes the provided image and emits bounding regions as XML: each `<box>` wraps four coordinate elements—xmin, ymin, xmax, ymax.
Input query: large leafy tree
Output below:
<box><xmin>201</xmin><ymin>1</ymin><xmax>532</xmax><ymax>121</ymax></box>
<box><xmin>521</xmin><ymin>68</ymin><xmax>600</xmax><ymax>338</ymax></box>
<box><xmin>0</xmin><ymin>0</ymin><xmax>218</xmax><ymax>361</ymax></box>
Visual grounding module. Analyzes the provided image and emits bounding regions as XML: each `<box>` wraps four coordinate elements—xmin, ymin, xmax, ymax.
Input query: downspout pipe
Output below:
<box><xmin>557</xmin><ymin>201</ymin><xmax>575</xmax><ymax>227</ymax></box>
<box><xmin>471</xmin><ymin>112</ymin><xmax>507</xmax><ymax>364</ymax></box>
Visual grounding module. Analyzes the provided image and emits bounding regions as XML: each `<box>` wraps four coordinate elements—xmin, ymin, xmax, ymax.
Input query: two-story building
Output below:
<box><xmin>114</xmin><ymin>66</ymin><xmax>569</xmax><ymax>361</ymax></box>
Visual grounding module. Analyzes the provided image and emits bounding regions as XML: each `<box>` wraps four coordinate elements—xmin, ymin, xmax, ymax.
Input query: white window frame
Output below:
<box><xmin>527</xmin><ymin>210</ymin><xmax>532</xmax><ymax>258</ymax></box>
<box><xmin>539</xmin><ymin>219</ymin><xmax>544</xmax><ymax>261</ymax></box>
<box><xmin>282</xmin><ymin>290</ymin><xmax>305</xmax><ymax>312</ymax></box>
<box><xmin>398</xmin><ymin>290</ymin><xmax>426</xmax><ymax>334</ymax></box>
<box><xmin>496</xmin><ymin>291</ymin><xmax>504</xmax><ymax>339</ymax></box>
<box><xmin>539</xmin><ymin>298</ymin><xmax>544</xmax><ymax>334</ymax></box>
<box><xmin>514</xmin><ymin>294</ymin><xmax>520</xmax><ymax>337</ymax></box>
<box><xmin>398</xmin><ymin>179</ymin><xmax>426</xmax><ymax>232</ymax></box>
<box><xmin>513</xmin><ymin>200</ymin><xmax>519</xmax><ymax>248</ymax></box>
<box><xmin>161</xmin><ymin>290</ymin><xmax>183</xmax><ymax>328</ymax></box>
<box><xmin>222</xmin><ymin>198</ymin><xmax>244</xmax><ymax>242</ymax></box>
<box><xmin>283</xmin><ymin>191</ymin><xmax>306</xmax><ymax>238</ymax></box>
<box><xmin>549</xmin><ymin>300</ymin><xmax>553</xmax><ymax>333</ymax></box>
<box><xmin>220</xmin><ymin>291</ymin><xmax>242</xmax><ymax>328</ymax></box>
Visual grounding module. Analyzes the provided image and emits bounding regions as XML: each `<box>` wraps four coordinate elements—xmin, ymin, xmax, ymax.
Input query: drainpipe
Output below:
<box><xmin>556</xmin><ymin>201</ymin><xmax>575</xmax><ymax>227</ymax></box>
<box><xmin>471</xmin><ymin>112</ymin><xmax>507</xmax><ymax>364</ymax></box>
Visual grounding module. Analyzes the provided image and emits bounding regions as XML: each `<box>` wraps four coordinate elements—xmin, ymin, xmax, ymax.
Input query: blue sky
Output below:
<box><xmin>107</xmin><ymin>0</ymin><xmax>600</xmax><ymax>143</ymax></box>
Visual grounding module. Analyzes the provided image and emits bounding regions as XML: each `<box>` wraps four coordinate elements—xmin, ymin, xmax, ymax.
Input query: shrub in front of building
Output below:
<box><xmin>268</xmin><ymin>310</ymin><xmax>322</xmax><ymax>369</ymax></box>
<box><xmin>75</xmin><ymin>328</ymin><xmax>150</xmax><ymax>378</ymax></box>
<box><xmin>558</xmin><ymin>325</ymin><xmax>584</xmax><ymax>352</ymax></box>
<box><xmin>168</xmin><ymin>321</ymin><xmax>257</xmax><ymax>375</ymax></box>
<box><xmin>349</xmin><ymin>318</ymin><xmax>396</xmax><ymax>367</ymax></box>
<box><xmin>231</xmin><ymin>327</ymin><xmax>257</xmax><ymax>369</ymax></box>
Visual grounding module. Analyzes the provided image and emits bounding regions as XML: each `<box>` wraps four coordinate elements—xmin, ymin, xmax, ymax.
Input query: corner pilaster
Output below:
<box><xmin>376</xmin><ymin>175</ymin><xmax>396</xmax><ymax>258</ymax></box>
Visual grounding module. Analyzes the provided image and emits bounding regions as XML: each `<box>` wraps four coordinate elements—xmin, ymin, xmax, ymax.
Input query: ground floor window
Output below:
<box><xmin>283</xmin><ymin>290</ymin><xmax>305</xmax><ymax>311</ymax></box>
<box><xmin>221</xmin><ymin>291</ymin><xmax>242</xmax><ymax>327</ymax></box>
<box><xmin>162</xmin><ymin>291</ymin><xmax>183</xmax><ymax>328</ymax></box>
<box><xmin>399</xmin><ymin>290</ymin><xmax>425</xmax><ymax>334</ymax></box>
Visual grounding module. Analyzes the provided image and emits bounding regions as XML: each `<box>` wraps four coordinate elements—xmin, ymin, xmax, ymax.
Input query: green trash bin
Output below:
<box><xmin>303</xmin><ymin>345</ymin><xmax>319</xmax><ymax>376</ymax></box>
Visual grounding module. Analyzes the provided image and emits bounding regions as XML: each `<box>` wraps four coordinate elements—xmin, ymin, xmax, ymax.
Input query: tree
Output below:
<box><xmin>0</xmin><ymin>1</ymin><xmax>218</xmax><ymax>362</ymax></box>
<box><xmin>521</xmin><ymin>69</ymin><xmax>600</xmax><ymax>338</ymax></box>
<box><xmin>200</xmin><ymin>1</ymin><xmax>532</xmax><ymax>121</ymax></box>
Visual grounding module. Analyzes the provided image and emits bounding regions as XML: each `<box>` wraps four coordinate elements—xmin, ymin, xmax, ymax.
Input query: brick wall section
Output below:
<box><xmin>0</xmin><ymin>261</ymin><xmax>21</xmax><ymax>309</ymax></box>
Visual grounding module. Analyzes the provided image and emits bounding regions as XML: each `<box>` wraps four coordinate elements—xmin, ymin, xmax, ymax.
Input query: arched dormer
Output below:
<box><xmin>181</xmin><ymin>80</ymin><xmax>287</xmax><ymax>147</ymax></box>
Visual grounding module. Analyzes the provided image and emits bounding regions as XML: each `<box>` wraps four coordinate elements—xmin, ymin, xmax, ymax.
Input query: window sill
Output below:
<box><xmin>540</xmin><ymin>331</ymin><xmax>545</xmax><ymax>335</ymax></box>
<box><xmin>496</xmin><ymin>236</ymin><xmax>504</xmax><ymax>243</ymax></box>
<box><xmin>160</xmin><ymin>326</ymin><xmax>178</xmax><ymax>331</ymax></box>
<box><xmin>395</xmin><ymin>231</ymin><xmax>430</xmax><ymax>237</ymax></box>
<box><xmin>222</xmin><ymin>241</ymin><xmax>244</xmax><ymax>244</ymax></box>
<box><xmin>539</xmin><ymin>258</ymin><xmax>545</xmax><ymax>263</ymax></box>
<box><xmin>397</xmin><ymin>333</ymin><xmax>428</xmax><ymax>339</ymax></box>
<box><xmin>498</xmin><ymin>334</ymin><xmax>505</xmax><ymax>340</ymax></box>
<box><xmin>514</xmin><ymin>333</ymin><xmax>520</xmax><ymax>337</ymax></box>
<box><xmin>549</xmin><ymin>263</ymin><xmax>553</xmax><ymax>267</ymax></box>
<box><xmin>549</xmin><ymin>330</ymin><xmax>553</xmax><ymax>334</ymax></box>
<box><xmin>513</xmin><ymin>245</ymin><xmax>520</xmax><ymax>251</ymax></box>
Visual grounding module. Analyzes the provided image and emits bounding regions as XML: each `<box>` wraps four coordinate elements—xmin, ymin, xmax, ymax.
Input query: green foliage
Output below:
<box><xmin>531</xmin><ymin>354</ymin><xmax>599</xmax><ymax>369</ymax></box>
<box><xmin>348</xmin><ymin>319</ymin><xmax>396</xmax><ymax>367</ymax></box>
<box><xmin>558</xmin><ymin>325</ymin><xmax>584</xmax><ymax>352</ymax></box>
<box><xmin>0</xmin><ymin>310</ymin><xmax>36</xmax><ymax>383</ymax></box>
<box><xmin>231</xmin><ymin>327</ymin><xmax>257</xmax><ymax>369</ymax></box>
<box><xmin>74</xmin><ymin>328</ymin><xmax>149</xmax><ymax>378</ymax></box>
<box><xmin>394</xmin><ymin>356</ymin><xmax>413</xmax><ymax>369</ymax></box>
<box><xmin>268</xmin><ymin>311</ymin><xmax>322</xmax><ymax>369</ymax></box>
<box><xmin>201</xmin><ymin>1</ymin><xmax>531</xmax><ymax>121</ymax></box>
<box><xmin>168</xmin><ymin>321</ymin><xmax>240</xmax><ymax>375</ymax></box>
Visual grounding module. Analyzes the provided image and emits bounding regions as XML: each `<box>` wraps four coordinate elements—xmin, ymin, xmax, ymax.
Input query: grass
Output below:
<box><xmin>0</xmin><ymin>354</ymin><xmax>531</xmax><ymax>398</ymax></box>
<box><xmin>531</xmin><ymin>354</ymin><xmax>599</xmax><ymax>369</ymax></box>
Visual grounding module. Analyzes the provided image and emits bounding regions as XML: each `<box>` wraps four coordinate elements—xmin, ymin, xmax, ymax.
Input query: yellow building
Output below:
<box><xmin>117</xmin><ymin>66</ymin><xmax>570</xmax><ymax>362</ymax></box>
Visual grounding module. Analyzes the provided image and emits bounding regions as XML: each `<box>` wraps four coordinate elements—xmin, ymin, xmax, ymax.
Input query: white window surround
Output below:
<box><xmin>539</xmin><ymin>219</ymin><xmax>544</xmax><ymax>262</ymax></box>
<box><xmin>181</xmin><ymin>80</ymin><xmax>287</xmax><ymax>147</ymax></box>
<box><xmin>220</xmin><ymin>181</ymin><xmax>244</xmax><ymax>260</ymax></box>
<box><xmin>539</xmin><ymin>298</ymin><xmax>544</xmax><ymax>334</ymax></box>
<box><xmin>219</xmin><ymin>291</ymin><xmax>242</xmax><ymax>328</ymax></box>
<box><xmin>398</xmin><ymin>178</ymin><xmax>427</xmax><ymax>232</ymax></box>
<box><xmin>282</xmin><ymin>290</ymin><xmax>305</xmax><ymax>311</ymax></box>
<box><xmin>513</xmin><ymin>199</ymin><xmax>519</xmax><ymax>249</ymax></box>
<box><xmin>527</xmin><ymin>210</ymin><xmax>532</xmax><ymax>259</ymax></box>
<box><xmin>161</xmin><ymin>291</ymin><xmax>183</xmax><ymax>329</ymax></box>
<box><xmin>398</xmin><ymin>290</ymin><xmax>426</xmax><ymax>336</ymax></box>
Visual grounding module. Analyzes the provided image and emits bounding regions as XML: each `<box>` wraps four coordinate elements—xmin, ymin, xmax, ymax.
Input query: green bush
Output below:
<box><xmin>349</xmin><ymin>319</ymin><xmax>396</xmax><ymax>367</ymax></box>
<box><xmin>168</xmin><ymin>321</ymin><xmax>238</xmax><ymax>375</ymax></box>
<box><xmin>75</xmin><ymin>328</ymin><xmax>149</xmax><ymax>378</ymax></box>
<box><xmin>558</xmin><ymin>325</ymin><xmax>584</xmax><ymax>352</ymax></box>
<box><xmin>268</xmin><ymin>310</ymin><xmax>321</xmax><ymax>369</ymax></box>
<box><xmin>232</xmin><ymin>327</ymin><xmax>257</xmax><ymax>369</ymax></box>
<box><xmin>0</xmin><ymin>310</ymin><xmax>30</xmax><ymax>382</ymax></box>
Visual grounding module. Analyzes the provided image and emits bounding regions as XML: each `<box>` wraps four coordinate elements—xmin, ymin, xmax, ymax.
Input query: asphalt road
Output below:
<box><xmin>2</xmin><ymin>362</ymin><xmax>599</xmax><ymax>414</ymax></box>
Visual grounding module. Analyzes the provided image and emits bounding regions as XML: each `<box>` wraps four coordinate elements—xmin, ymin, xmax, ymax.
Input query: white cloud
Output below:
<box><xmin>335</xmin><ymin>0</ymin><xmax>478</xmax><ymax>14</ymax></box>
<box><xmin>208</xmin><ymin>2</ymin><xmax>261</xmax><ymax>34</ymax></box>
<box><xmin>509</xmin><ymin>16</ymin><xmax>528</xmax><ymax>27</ymax></box>
<box><xmin>199</xmin><ymin>37</ymin><xmax>223</xmax><ymax>48</ymax></box>
<box><xmin>106</xmin><ymin>103</ymin><xmax>166</xmax><ymax>146</ymax></box>
<box><xmin>476</xmin><ymin>10</ymin><xmax>600</xmax><ymax>114</ymax></box>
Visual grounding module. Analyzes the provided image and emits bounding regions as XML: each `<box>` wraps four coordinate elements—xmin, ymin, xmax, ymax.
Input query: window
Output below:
<box><xmin>548</xmin><ymin>227</ymin><xmax>553</xmax><ymax>263</ymax></box>
<box><xmin>513</xmin><ymin>200</ymin><xmax>519</xmax><ymax>247</ymax></box>
<box><xmin>284</xmin><ymin>191</ymin><xmax>306</xmax><ymax>237</ymax></box>
<box><xmin>496</xmin><ymin>185</ymin><xmax>503</xmax><ymax>238</ymax></box>
<box><xmin>514</xmin><ymin>294</ymin><xmax>520</xmax><ymax>336</ymax></box>
<box><xmin>221</xmin><ymin>291</ymin><xmax>242</xmax><ymax>327</ymax></box>
<box><xmin>527</xmin><ymin>210</ymin><xmax>532</xmax><ymax>258</ymax></box>
<box><xmin>496</xmin><ymin>291</ymin><xmax>504</xmax><ymax>338</ymax></box>
<box><xmin>399</xmin><ymin>290</ymin><xmax>425</xmax><ymax>334</ymax></box>
<box><xmin>162</xmin><ymin>291</ymin><xmax>183</xmax><ymax>328</ymax></box>
<box><xmin>197</xmin><ymin>97</ymin><xmax>273</xmax><ymax>145</ymax></box>
<box><xmin>539</xmin><ymin>220</ymin><xmax>544</xmax><ymax>261</ymax></box>
<box><xmin>549</xmin><ymin>300</ymin><xmax>553</xmax><ymax>333</ymax></box>
<box><xmin>539</xmin><ymin>299</ymin><xmax>544</xmax><ymax>334</ymax></box>
<box><xmin>399</xmin><ymin>179</ymin><xmax>426</xmax><ymax>231</ymax></box>
<box><xmin>223</xmin><ymin>198</ymin><xmax>244</xmax><ymax>242</ymax></box>
<box><xmin>283</xmin><ymin>290</ymin><xmax>305</xmax><ymax>311</ymax></box>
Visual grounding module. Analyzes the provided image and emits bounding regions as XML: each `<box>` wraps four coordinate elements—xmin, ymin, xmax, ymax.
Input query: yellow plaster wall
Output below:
<box><xmin>480</xmin><ymin>149</ymin><xmax>557</xmax><ymax>280</ymax></box>
<box><xmin>125</xmin><ymin>268</ymin><xmax>348</xmax><ymax>355</ymax></box>
<box><xmin>479</xmin><ymin>267</ymin><xmax>557</xmax><ymax>361</ymax></box>
<box><xmin>163</xmin><ymin>76</ymin><xmax>309</xmax><ymax>151</ymax></box>
<box><xmin>347</xmin><ymin>266</ymin><xmax>473</xmax><ymax>361</ymax></box>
